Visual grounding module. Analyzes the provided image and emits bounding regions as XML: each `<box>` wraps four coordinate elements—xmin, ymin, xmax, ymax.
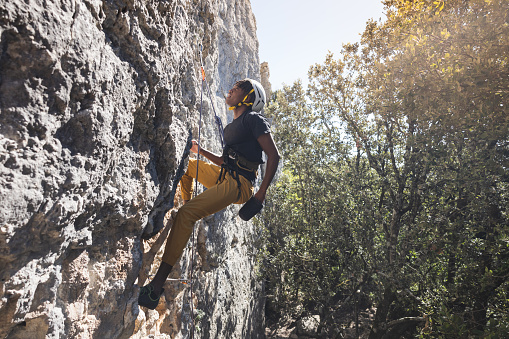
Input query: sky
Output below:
<box><xmin>250</xmin><ymin>0</ymin><xmax>387</xmax><ymax>90</ymax></box>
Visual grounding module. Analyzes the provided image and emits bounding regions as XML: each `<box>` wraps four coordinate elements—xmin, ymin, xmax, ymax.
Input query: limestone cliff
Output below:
<box><xmin>0</xmin><ymin>0</ymin><xmax>264</xmax><ymax>337</ymax></box>
<box><xmin>260</xmin><ymin>62</ymin><xmax>271</xmax><ymax>100</ymax></box>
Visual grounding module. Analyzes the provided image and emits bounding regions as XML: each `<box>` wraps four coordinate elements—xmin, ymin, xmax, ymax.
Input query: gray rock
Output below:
<box><xmin>0</xmin><ymin>0</ymin><xmax>265</xmax><ymax>337</ymax></box>
<box><xmin>297</xmin><ymin>315</ymin><xmax>321</xmax><ymax>336</ymax></box>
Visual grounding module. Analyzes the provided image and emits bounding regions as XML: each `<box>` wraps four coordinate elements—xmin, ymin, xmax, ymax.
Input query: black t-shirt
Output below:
<box><xmin>223</xmin><ymin>110</ymin><xmax>271</xmax><ymax>180</ymax></box>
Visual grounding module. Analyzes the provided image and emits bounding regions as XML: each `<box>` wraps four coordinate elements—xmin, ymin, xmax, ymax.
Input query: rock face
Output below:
<box><xmin>0</xmin><ymin>0</ymin><xmax>264</xmax><ymax>338</ymax></box>
<box><xmin>260</xmin><ymin>62</ymin><xmax>271</xmax><ymax>100</ymax></box>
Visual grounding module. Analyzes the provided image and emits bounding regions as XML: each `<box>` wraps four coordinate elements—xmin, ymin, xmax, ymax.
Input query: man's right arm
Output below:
<box><xmin>191</xmin><ymin>140</ymin><xmax>223</xmax><ymax>166</ymax></box>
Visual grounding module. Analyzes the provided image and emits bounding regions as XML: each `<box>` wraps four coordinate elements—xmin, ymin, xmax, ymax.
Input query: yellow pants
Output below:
<box><xmin>161</xmin><ymin>159</ymin><xmax>253</xmax><ymax>266</ymax></box>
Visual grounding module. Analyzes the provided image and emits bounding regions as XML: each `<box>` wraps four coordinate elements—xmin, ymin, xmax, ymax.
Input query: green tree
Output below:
<box><xmin>262</xmin><ymin>81</ymin><xmax>377</xmax><ymax>336</ymax></box>
<box><xmin>262</xmin><ymin>0</ymin><xmax>509</xmax><ymax>337</ymax></box>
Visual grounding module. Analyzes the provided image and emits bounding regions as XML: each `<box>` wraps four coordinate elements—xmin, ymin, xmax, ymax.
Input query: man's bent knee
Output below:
<box><xmin>175</xmin><ymin>202</ymin><xmax>205</xmax><ymax>229</ymax></box>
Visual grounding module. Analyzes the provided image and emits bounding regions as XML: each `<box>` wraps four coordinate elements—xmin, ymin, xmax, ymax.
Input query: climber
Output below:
<box><xmin>138</xmin><ymin>78</ymin><xmax>280</xmax><ymax>310</ymax></box>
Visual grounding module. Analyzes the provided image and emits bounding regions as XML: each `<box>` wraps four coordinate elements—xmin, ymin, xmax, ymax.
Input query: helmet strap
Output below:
<box><xmin>228</xmin><ymin>89</ymin><xmax>254</xmax><ymax>111</ymax></box>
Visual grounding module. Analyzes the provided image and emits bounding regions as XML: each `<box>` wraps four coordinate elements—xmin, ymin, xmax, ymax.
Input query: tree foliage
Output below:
<box><xmin>261</xmin><ymin>0</ymin><xmax>508</xmax><ymax>337</ymax></box>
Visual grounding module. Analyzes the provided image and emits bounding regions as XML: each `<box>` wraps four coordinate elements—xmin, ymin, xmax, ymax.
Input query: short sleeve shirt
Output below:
<box><xmin>223</xmin><ymin>109</ymin><xmax>271</xmax><ymax>164</ymax></box>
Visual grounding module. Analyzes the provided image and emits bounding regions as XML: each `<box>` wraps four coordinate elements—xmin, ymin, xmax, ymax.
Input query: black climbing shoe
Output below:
<box><xmin>138</xmin><ymin>285</ymin><xmax>164</xmax><ymax>310</ymax></box>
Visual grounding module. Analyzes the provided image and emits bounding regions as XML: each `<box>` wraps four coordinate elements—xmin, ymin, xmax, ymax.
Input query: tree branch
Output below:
<box><xmin>387</xmin><ymin>316</ymin><xmax>426</xmax><ymax>329</ymax></box>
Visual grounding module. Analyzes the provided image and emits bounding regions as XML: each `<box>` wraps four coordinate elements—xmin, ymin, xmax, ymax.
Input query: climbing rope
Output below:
<box><xmin>167</xmin><ymin>44</ymin><xmax>224</xmax><ymax>339</ymax></box>
<box><xmin>185</xmin><ymin>44</ymin><xmax>218</xmax><ymax>339</ymax></box>
<box><xmin>199</xmin><ymin>45</ymin><xmax>225</xmax><ymax>148</ymax></box>
<box><xmin>185</xmin><ymin>46</ymin><xmax>207</xmax><ymax>339</ymax></box>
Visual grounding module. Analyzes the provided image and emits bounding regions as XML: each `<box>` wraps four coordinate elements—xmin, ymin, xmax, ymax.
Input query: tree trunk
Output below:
<box><xmin>368</xmin><ymin>286</ymin><xmax>395</xmax><ymax>339</ymax></box>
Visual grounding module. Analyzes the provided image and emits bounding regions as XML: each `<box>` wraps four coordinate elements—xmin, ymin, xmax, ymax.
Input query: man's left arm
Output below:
<box><xmin>254</xmin><ymin>133</ymin><xmax>280</xmax><ymax>203</ymax></box>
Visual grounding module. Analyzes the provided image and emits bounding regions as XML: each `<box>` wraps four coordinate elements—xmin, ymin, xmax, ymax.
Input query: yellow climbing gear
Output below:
<box><xmin>228</xmin><ymin>88</ymin><xmax>255</xmax><ymax>110</ymax></box>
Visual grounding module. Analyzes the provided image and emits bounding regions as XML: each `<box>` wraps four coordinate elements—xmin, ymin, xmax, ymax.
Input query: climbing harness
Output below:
<box><xmin>222</xmin><ymin>146</ymin><xmax>260</xmax><ymax>173</ymax></box>
<box><xmin>217</xmin><ymin>145</ymin><xmax>259</xmax><ymax>201</ymax></box>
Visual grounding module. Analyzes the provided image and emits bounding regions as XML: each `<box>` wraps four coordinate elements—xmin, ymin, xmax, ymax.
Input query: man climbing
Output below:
<box><xmin>138</xmin><ymin>78</ymin><xmax>280</xmax><ymax>310</ymax></box>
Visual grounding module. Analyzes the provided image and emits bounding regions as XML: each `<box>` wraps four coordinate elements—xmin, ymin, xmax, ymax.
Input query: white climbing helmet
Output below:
<box><xmin>244</xmin><ymin>78</ymin><xmax>266</xmax><ymax>112</ymax></box>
